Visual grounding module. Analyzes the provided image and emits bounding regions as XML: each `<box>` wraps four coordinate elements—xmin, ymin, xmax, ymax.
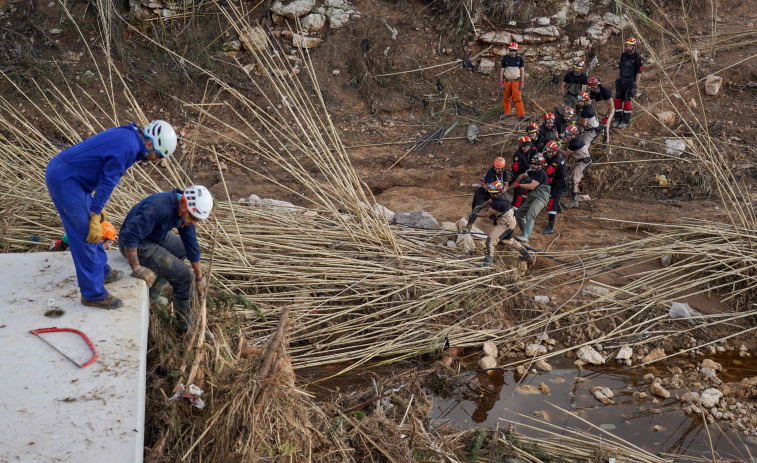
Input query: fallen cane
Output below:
<box><xmin>30</xmin><ymin>327</ymin><xmax>99</xmax><ymax>368</ymax></box>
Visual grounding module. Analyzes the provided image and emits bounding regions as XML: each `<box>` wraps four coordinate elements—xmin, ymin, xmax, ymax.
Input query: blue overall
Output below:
<box><xmin>118</xmin><ymin>190</ymin><xmax>201</xmax><ymax>301</ymax></box>
<box><xmin>45</xmin><ymin>124</ymin><xmax>146</xmax><ymax>301</ymax></box>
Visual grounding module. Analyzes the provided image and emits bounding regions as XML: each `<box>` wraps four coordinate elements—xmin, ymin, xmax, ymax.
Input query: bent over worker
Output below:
<box><xmin>45</xmin><ymin>120</ymin><xmax>177</xmax><ymax>309</ymax></box>
<box><xmin>119</xmin><ymin>186</ymin><xmax>213</xmax><ymax>334</ymax></box>
<box><xmin>475</xmin><ymin>181</ymin><xmax>532</xmax><ymax>267</ymax></box>
<box><xmin>499</xmin><ymin>42</ymin><xmax>526</xmax><ymax>120</ymax></box>
<box><xmin>463</xmin><ymin>157</ymin><xmax>509</xmax><ymax>232</ymax></box>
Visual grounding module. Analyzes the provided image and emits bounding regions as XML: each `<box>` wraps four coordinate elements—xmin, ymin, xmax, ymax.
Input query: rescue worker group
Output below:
<box><xmin>46</xmin><ymin>120</ymin><xmax>212</xmax><ymax>334</ymax></box>
<box><xmin>469</xmin><ymin>37</ymin><xmax>643</xmax><ymax>267</ymax></box>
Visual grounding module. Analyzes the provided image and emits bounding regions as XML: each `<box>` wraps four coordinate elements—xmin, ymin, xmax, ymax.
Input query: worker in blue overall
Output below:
<box><xmin>45</xmin><ymin>120</ymin><xmax>178</xmax><ymax>309</ymax></box>
<box><xmin>118</xmin><ymin>186</ymin><xmax>213</xmax><ymax>334</ymax></box>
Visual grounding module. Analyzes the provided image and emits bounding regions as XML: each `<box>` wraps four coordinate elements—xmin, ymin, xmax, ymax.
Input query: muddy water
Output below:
<box><xmin>434</xmin><ymin>355</ymin><xmax>757</xmax><ymax>460</ymax></box>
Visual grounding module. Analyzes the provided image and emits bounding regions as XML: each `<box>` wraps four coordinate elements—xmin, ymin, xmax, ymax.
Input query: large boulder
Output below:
<box><xmin>395</xmin><ymin>210</ymin><xmax>438</xmax><ymax>229</ymax></box>
<box><xmin>271</xmin><ymin>0</ymin><xmax>315</xmax><ymax>19</ymax></box>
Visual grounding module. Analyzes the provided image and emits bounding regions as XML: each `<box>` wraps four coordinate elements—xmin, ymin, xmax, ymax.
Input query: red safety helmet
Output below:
<box><xmin>508</xmin><ymin>42</ymin><xmax>519</xmax><ymax>51</ymax></box>
<box><xmin>625</xmin><ymin>37</ymin><xmax>637</xmax><ymax>46</ymax></box>
<box><xmin>562</xmin><ymin>106</ymin><xmax>575</xmax><ymax>118</ymax></box>
<box><xmin>526</xmin><ymin>123</ymin><xmax>539</xmax><ymax>134</ymax></box>
<box><xmin>487</xmin><ymin>181</ymin><xmax>505</xmax><ymax>195</ymax></box>
<box><xmin>493</xmin><ymin>157</ymin><xmax>507</xmax><ymax>169</ymax></box>
<box><xmin>573</xmin><ymin>59</ymin><xmax>585</xmax><ymax>69</ymax></box>
<box><xmin>577</xmin><ymin>92</ymin><xmax>590</xmax><ymax>102</ymax></box>
<box><xmin>543</xmin><ymin>112</ymin><xmax>555</xmax><ymax>123</ymax></box>
<box><xmin>518</xmin><ymin>135</ymin><xmax>532</xmax><ymax>146</ymax></box>
<box><xmin>544</xmin><ymin>140</ymin><xmax>559</xmax><ymax>152</ymax></box>
<box><xmin>587</xmin><ymin>76</ymin><xmax>600</xmax><ymax>87</ymax></box>
<box><xmin>565</xmin><ymin>125</ymin><xmax>579</xmax><ymax>136</ymax></box>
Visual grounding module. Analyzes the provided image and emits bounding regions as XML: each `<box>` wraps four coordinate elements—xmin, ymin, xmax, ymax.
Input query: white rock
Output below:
<box><xmin>332</xmin><ymin>69</ymin><xmax>341</xmax><ymax>76</ymax></box>
<box><xmin>701</xmin><ymin>358</ymin><xmax>723</xmax><ymax>372</ymax></box>
<box><xmin>240</xmin><ymin>26</ymin><xmax>268</xmax><ymax>52</ymax></box>
<box><xmin>705</xmin><ymin>74</ymin><xmax>722</xmax><ymax>96</ymax></box>
<box><xmin>326</xmin><ymin>8</ymin><xmax>359</xmax><ymax>29</ymax></box>
<box><xmin>582</xmin><ymin>285</ymin><xmax>612</xmax><ymax>298</ymax></box>
<box><xmin>657</xmin><ymin>111</ymin><xmax>676</xmax><ymax>126</ymax></box>
<box><xmin>524</xmin><ymin>25</ymin><xmax>560</xmax><ymax>37</ymax></box>
<box><xmin>478</xmin><ymin>31</ymin><xmax>515</xmax><ymax>45</ymax></box>
<box><xmin>660</xmin><ymin>254</ymin><xmax>673</xmax><ymax>266</ymax></box>
<box><xmin>700</xmin><ymin>388</ymin><xmax>723</xmax><ymax>408</ymax></box>
<box><xmin>576</xmin><ymin>345</ymin><xmax>605</xmax><ymax>365</ymax></box>
<box><xmin>247</xmin><ymin>194</ymin><xmax>262</xmax><ymax>206</ymax></box>
<box><xmin>446</xmin><ymin>240</ymin><xmax>457</xmax><ymax>248</ymax></box>
<box><xmin>293</xmin><ymin>33</ymin><xmax>321</xmax><ymax>49</ymax></box>
<box><xmin>616</xmin><ymin>345</ymin><xmax>633</xmax><ymax>360</ymax></box>
<box><xmin>301</xmin><ymin>13</ymin><xmax>326</xmax><ymax>31</ymax></box>
<box><xmin>591</xmin><ymin>386</ymin><xmax>614</xmax><ymax>404</ymax></box>
<box><xmin>395</xmin><ymin>210</ymin><xmax>438</xmax><ymax>229</ymax></box>
<box><xmin>681</xmin><ymin>391</ymin><xmax>700</xmax><ymax>403</ymax></box>
<box><xmin>525</xmin><ymin>344</ymin><xmax>547</xmax><ymax>357</ymax></box>
<box><xmin>456</xmin><ymin>232</ymin><xmax>476</xmax><ymax>254</ymax></box>
<box><xmin>271</xmin><ymin>0</ymin><xmax>315</xmax><ymax>19</ymax></box>
<box><xmin>535</xmin><ymin>17</ymin><xmax>550</xmax><ymax>26</ymax></box>
<box><xmin>371</xmin><ymin>203</ymin><xmax>395</xmax><ymax>223</ymax></box>
<box><xmin>532</xmin><ymin>295</ymin><xmax>550</xmax><ymax>304</ymax></box>
<box><xmin>260</xmin><ymin>198</ymin><xmax>302</xmax><ymax>214</ymax></box>
<box><xmin>478</xmin><ymin>58</ymin><xmax>495</xmax><ymax>75</ymax></box>
<box><xmin>650</xmin><ymin>382</ymin><xmax>670</xmax><ymax>399</ymax></box>
<box><xmin>483</xmin><ymin>341</ymin><xmax>498</xmax><ymax>357</ymax></box>
<box><xmin>534</xmin><ymin>359</ymin><xmax>552</xmax><ymax>372</ymax></box>
<box><xmin>478</xmin><ymin>355</ymin><xmax>497</xmax><ymax>370</ymax></box>
<box><xmin>579</xmin><ymin>36</ymin><xmax>590</xmax><ymax>48</ymax></box>
<box><xmin>700</xmin><ymin>367</ymin><xmax>722</xmax><ymax>385</ymax></box>
<box><xmin>49</xmin><ymin>28</ymin><xmax>62</xmax><ymax>35</ymax></box>
<box><xmin>665</xmin><ymin>139</ymin><xmax>687</xmax><ymax>157</ymax></box>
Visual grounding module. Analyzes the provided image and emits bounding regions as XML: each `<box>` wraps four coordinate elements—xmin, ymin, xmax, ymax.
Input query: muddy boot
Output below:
<box><xmin>173</xmin><ymin>297</ymin><xmax>192</xmax><ymax>335</ymax></box>
<box><xmin>482</xmin><ymin>255</ymin><xmax>493</xmax><ymax>268</ymax></box>
<box><xmin>556</xmin><ymin>201</ymin><xmax>563</xmax><ymax>214</ymax></box>
<box><xmin>539</xmin><ymin>216</ymin><xmax>555</xmax><ymax>234</ymax></box>
<box><xmin>612</xmin><ymin>110</ymin><xmax>622</xmax><ymax>127</ymax></box>
<box><xmin>81</xmin><ymin>294</ymin><xmax>123</xmax><ymax>310</ymax></box>
<box><xmin>515</xmin><ymin>220</ymin><xmax>534</xmax><ymax>243</ymax></box>
<box><xmin>104</xmin><ymin>269</ymin><xmax>124</xmax><ymax>284</ymax></box>
<box><xmin>518</xmin><ymin>247</ymin><xmax>533</xmax><ymax>262</ymax></box>
<box><xmin>617</xmin><ymin>111</ymin><xmax>631</xmax><ymax>129</ymax></box>
<box><xmin>565</xmin><ymin>192</ymin><xmax>579</xmax><ymax>209</ymax></box>
<box><xmin>149</xmin><ymin>276</ymin><xmax>169</xmax><ymax>305</ymax></box>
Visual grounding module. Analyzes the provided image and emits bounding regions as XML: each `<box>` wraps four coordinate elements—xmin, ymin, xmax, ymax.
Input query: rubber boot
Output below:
<box><xmin>617</xmin><ymin>111</ymin><xmax>631</xmax><ymax>129</ymax></box>
<box><xmin>518</xmin><ymin>247</ymin><xmax>533</xmax><ymax>262</ymax></box>
<box><xmin>149</xmin><ymin>277</ymin><xmax>169</xmax><ymax>305</ymax></box>
<box><xmin>516</xmin><ymin>216</ymin><xmax>526</xmax><ymax>233</ymax></box>
<box><xmin>539</xmin><ymin>216</ymin><xmax>555</xmax><ymax>234</ymax></box>
<box><xmin>515</xmin><ymin>220</ymin><xmax>534</xmax><ymax>243</ymax></box>
<box><xmin>612</xmin><ymin>110</ymin><xmax>622</xmax><ymax>127</ymax></box>
<box><xmin>556</xmin><ymin>201</ymin><xmax>563</xmax><ymax>214</ymax></box>
<box><xmin>482</xmin><ymin>255</ymin><xmax>493</xmax><ymax>268</ymax></box>
<box><xmin>173</xmin><ymin>297</ymin><xmax>192</xmax><ymax>335</ymax></box>
<box><xmin>565</xmin><ymin>192</ymin><xmax>579</xmax><ymax>209</ymax></box>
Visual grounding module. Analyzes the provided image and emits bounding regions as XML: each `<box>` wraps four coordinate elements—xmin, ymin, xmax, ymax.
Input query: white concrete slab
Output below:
<box><xmin>0</xmin><ymin>251</ymin><xmax>148</xmax><ymax>463</ymax></box>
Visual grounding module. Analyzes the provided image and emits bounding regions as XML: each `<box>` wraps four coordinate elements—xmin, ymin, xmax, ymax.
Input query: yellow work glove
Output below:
<box><xmin>100</xmin><ymin>208</ymin><xmax>107</xmax><ymax>222</ymax></box>
<box><xmin>131</xmin><ymin>266</ymin><xmax>157</xmax><ymax>287</ymax></box>
<box><xmin>86</xmin><ymin>213</ymin><xmax>103</xmax><ymax>244</ymax></box>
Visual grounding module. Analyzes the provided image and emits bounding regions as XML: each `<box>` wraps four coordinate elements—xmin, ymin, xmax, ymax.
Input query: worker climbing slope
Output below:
<box><xmin>45</xmin><ymin>120</ymin><xmax>177</xmax><ymax>309</ymax></box>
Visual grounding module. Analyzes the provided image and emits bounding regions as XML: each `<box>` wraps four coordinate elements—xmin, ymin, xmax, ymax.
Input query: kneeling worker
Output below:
<box><xmin>119</xmin><ymin>185</ymin><xmax>213</xmax><ymax>334</ymax></box>
<box><xmin>474</xmin><ymin>181</ymin><xmax>532</xmax><ymax>267</ymax></box>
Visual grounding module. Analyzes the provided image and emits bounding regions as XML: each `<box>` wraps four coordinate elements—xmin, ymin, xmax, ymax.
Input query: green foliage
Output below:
<box><xmin>466</xmin><ymin>428</ymin><xmax>492</xmax><ymax>462</ymax></box>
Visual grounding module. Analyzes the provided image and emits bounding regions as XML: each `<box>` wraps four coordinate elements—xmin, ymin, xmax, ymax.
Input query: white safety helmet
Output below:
<box><xmin>183</xmin><ymin>185</ymin><xmax>213</xmax><ymax>220</ymax></box>
<box><xmin>143</xmin><ymin>120</ymin><xmax>178</xmax><ymax>158</ymax></box>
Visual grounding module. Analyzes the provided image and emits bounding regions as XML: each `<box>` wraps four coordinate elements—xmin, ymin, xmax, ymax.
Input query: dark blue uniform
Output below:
<box><xmin>45</xmin><ymin>123</ymin><xmax>146</xmax><ymax>301</ymax></box>
<box><xmin>512</xmin><ymin>147</ymin><xmax>534</xmax><ymax>210</ymax></box>
<box><xmin>119</xmin><ymin>189</ymin><xmax>201</xmax><ymax>300</ymax></box>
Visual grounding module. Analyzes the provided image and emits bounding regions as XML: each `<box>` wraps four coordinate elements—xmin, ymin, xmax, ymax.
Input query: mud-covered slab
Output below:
<box><xmin>0</xmin><ymin>251</ymin><xmax>148</xmax><ymax>463</ymax></box>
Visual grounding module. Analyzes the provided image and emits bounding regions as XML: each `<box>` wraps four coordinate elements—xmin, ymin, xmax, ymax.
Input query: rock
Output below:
<box><xmin>325</xmin><ymin>2</ymin><xmax>360</xmax><ymax>30</ymax></box>
<box><xmin>660</xmin><ymin>254</ymin><xmax>673</xmax><ymax>266</ymax></box>
<box><xmin>681</xmin><ymin>391</ymin><xmax>700</xmax><ymax>403</ymax></box>
<box><xmin>572</xmin><ymin>0</ymin><xmax>590</xmax><ymax>16</ymax></box>
<box><xmin>371</xmin><ymin>203</ymin><xmax>395</xmax><ymax>223</ymax></box>
<box><xmin>240</xmin><ymin>26</ymin><xmax>268</xmax><ymax>52</ymax></box>
<box><xmin>478</xmin><ymin>31</ymin><xmax>516</xmax><ymax>45</ymax></box>
<box><xmin>515</xmin><ymin>365</ymin><xmax>528</xmax><ymax>378</ymax></box>
<box><xmin>332</xmin><ymin>69</ymin><xmax>341</xmax><ymax>76</ymax></box>
<box><xmin>576</xmin><ymin>345</ymin><xmax>605</xmax><ymax>365</ymax></box>
<box><xmin>260</xmin><ymin>198</ymin><xmax>302</xmax><ymax>214</ymax></box>
<box><xmin>483</xmin><ymin>341</ymin><xmax>498</xmax><ymax>357</ymax></box>
<box><xmin>616</xmin><ymin>346</ymin><xmax>633</xmax><ymax>360</ymax></box>
<box><xmin>517</xmin><ymin>384</ymin><xmax>541</xmax><ymax>394</ymax></box>
<box><xmin>700</xmin><ymin>367</ymin><xmax>722</xmax><ymax>385</ymax></box>
<box><xmin>293</xmin><ymin>33</ymin><xmax>321</xmax><ymax>49</ymax></box>
<box><xmin>582</xmin><ymin>285</ymin><xmax>612</xmax><ymax>298</ymax></box>
<box><xmin>536</xmin><ymin>17</ymin><xmax>551</xmax><ymax>26</ymax></box>
<box><xmin>657</xmin><ymin>111</ymin><xmax>676</xmax><ymax>126</ymax></box>
<box><xmin>478</xmin><ymin>355</ymin><xmax>497</xmax><ymax>370</ymax></box>
<box><xmin>222</xmin><ymin>40</ymin><xmax>241</xmax><ymax>52</ymax></box>
<box><xmin>700</xmin><ymin>388</ymin><xmax>723</xmax><ymax>408</ymax></box>
<box><xmin>395</xmin><ymin>210</ymin><xmax>438</xmax><ymax>229</ymax></box>
<box><xmin>525</xmin><ymin>344</ymin><xmax>547</xmax><ymax>357</ymax></box>
<box><xmin>689</xmin><ymin>98</ymin><xmax>698</xmax><ymax>109</ymax></box>
<box><xmin>524</xmin><ymin>25</ymin><xmax>560</xmax><ymax>38</ymax></box>
<box><xmin>704</xmin><ymin>74</ymin><xmax>722</xmax><ymax>96</ymax></box>
<box><xmin>456</xmin><ymin>231</ymin><xmax>475</xmax><ymax>254</ymax></box>
<box><xmin>247</xmin><ymin>194</ymin><xmax>262</xmax><ymax>206</ymax></box>
<box><xmin>701</xmin><ymin>358</ymin><xmax>723</xmax><ymax>372</ymax></box>
<box><xmin>534</xmin><ymin>359</ymin><xmax>552</xmax><ymax>372</ymax></box>
<box><xmin>478</xmin><ymin>58</ymin><xmax>495</xmax><ymax>75</ymax></box>
<box><xmin>578</xmin><ymin>36</ymin><xmax>590</xmax><ymax>48</ymax></box>
<box><xmin>532</xmin><ymin>295</ymin><xmax>550</xmax><ymax>304</ymax></box>
<box><xmin>634</xmin><ymin>391</ymin><xmax>648</xmax><ymax>399</ymax></box>
<box><xmin>652</xmin><ymin>425</ymin><xmax>663</xmax><ymax>432</ymax></box>
<box><xmin>539</xmin><ymin>382</ymin><xmax>551</xmax><ymax>394</ymax></box>
<box><xmin>446</xmin><ymin>240</ymin><xmax>457</xmax><ymax>248</ymax></box>
<box><xmin>271</xmin><ymin>0</ymin><xmax>315</xmax><ymax>19</ymax></box>
<box><xmin>49</xmin><ymin>28</ymin><xmax>62</xmax><ymax>35</ymax></box>
<box><xmin>301</xmin><ymin>13</ymin><xmax>326</xmax><ymax>31</ymax></box>
<box><xmin>665</xmin><ymin>139</ymin><xmax>687</xmax><ymax>157</ymax></box>
<box><xmin>650</xmin><ymin>382</ymin><xmax>671</xmax><ymax>399</ymax></box>
<box><xmin>642</xmin><ymin>348</ymin><xmax>666</xmax><ymax>364</ymax></box>
<box><xmin>591</xmin><ymin>386</ymin><xmax>614</xmax><ymax>404</ymax></box>
<box><xmin>466</xmin><ymin>124</ymin><xmax>480</xmax><ymax>143</ymax></box>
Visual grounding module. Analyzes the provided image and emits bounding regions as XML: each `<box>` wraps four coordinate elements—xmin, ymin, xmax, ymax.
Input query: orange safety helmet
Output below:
<box><xmin>625</xmin><ymin>36</ymin><xmax>637</xmax><ymax>46</ymax></box>
<box><xmin>518</xmin><ymin>136</ymin><xmax>532</xmax><ymax>146</ymax></box>
<box><xmin>101</xmin><ymin>220</ymin><xmax>117</xmax><ymax>242</ymax></box>
<box><xmin>543</xmin><ymin>112</ymin><xmax>555</xmax><ymax>123</ymax></box>
<box><xmin>587</xmin><ymin>76</ymin><xmax>600</xmax><ymax>87</ymax></box>
<box><xmin>508</xmin><ymin>42</ymin><xmax>519</xmax><ymax>51</ymax></box>
<box><xmin>493</xmin><ymin>157</ymin><xmax>507</xmax><ymax>169</ymax></box>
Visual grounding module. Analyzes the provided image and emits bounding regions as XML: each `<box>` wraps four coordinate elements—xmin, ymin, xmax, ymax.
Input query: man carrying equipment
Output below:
<box><xmin>512</xmin><ymin>154</ymin><xmax>551</xmax><ymax>243</ymax></box>
<box><xmin>576</xmin><ymin>92</ymin><xmax>601</xmax><ymax>147</ymax></box>
<box><xmin>561</xmin><ymin>59</ymin><xmax>588</xmax><ymax>109</ymax></box>
<box><xmin>474</xmin><ymin>181</ymin><xmax>532</xmax><ymax>267</ymax></box>
<box><xmin>588</xmin><ymin>76</ymin><xmax>613</xmax><ymax>141</ymax></box>
<box><xmin>463</xmin><ymin>157</ymin><xmax>509</xmax><ymax>232</ymax></box>
<box><xmin>119</xmin><ymin>185</ymin><xmax>213</xmax><ymax>334</ymax></box>
<box><xmin>512</xmin><ymin>136</ymin><xmax>535</xmax><ymax>211</ymax></box>
<box><xmin>499</xmin><ymin>42</ymin><xmax>527</xmax><ymax>120</ymax></box>
<box><xmin>45</xmin><ymin>120</ymin><xmax>177</xmax><ymax>310</ymax></box>
<box><xmin>557</xmin><ymin>125</ymin><xmax>592</xmax><ymax>209</ymax></box>
<box><xmin>539</xmin><ymin>113</ymin><xmax>559</xmax><ymax>144</ymax></box>
<box><xmin>539</xmin><ymin>141</ymin><xmax>568</xmax><ymax>235</ymax></box>
<box><xmin>613</xmin><ymin>37</ymin><xmax>644</xmax><ymax>129</ymax></box>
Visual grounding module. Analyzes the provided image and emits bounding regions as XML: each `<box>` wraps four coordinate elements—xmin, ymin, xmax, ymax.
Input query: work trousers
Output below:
<box><xmin>46</xmin><ymin>159</ymin><xmax>111</xmax><ymax>301</ymax></box>
<box><xmin>487</xmin><ymin>209</ymin><xmax>521</xmax><ymax>257</ymax></box>
<box><xmin>120</xmin><ymin>233</ymin><xmax>193</xmax><ymax>300</ymax></box>
<box><xmin>503</xmin><ymin>81</ymin><xmax>525</xmax><ymax>117</ymax></box>
<box><xmin>572</xmin><ymin>158</ymin><xmax>592</xmax><ymax>194</ymax></box>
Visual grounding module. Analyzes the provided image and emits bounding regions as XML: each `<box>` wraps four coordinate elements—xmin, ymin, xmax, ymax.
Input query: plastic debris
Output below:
<box><xmin>169</xmin><ymin>383</ymin><xmax>205</xmax><ymax>409</ymax></box>
<box><xmin>669</xmin><ymin>301</ymin><xmax>701</xmax><ymax>325</ymax></box>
